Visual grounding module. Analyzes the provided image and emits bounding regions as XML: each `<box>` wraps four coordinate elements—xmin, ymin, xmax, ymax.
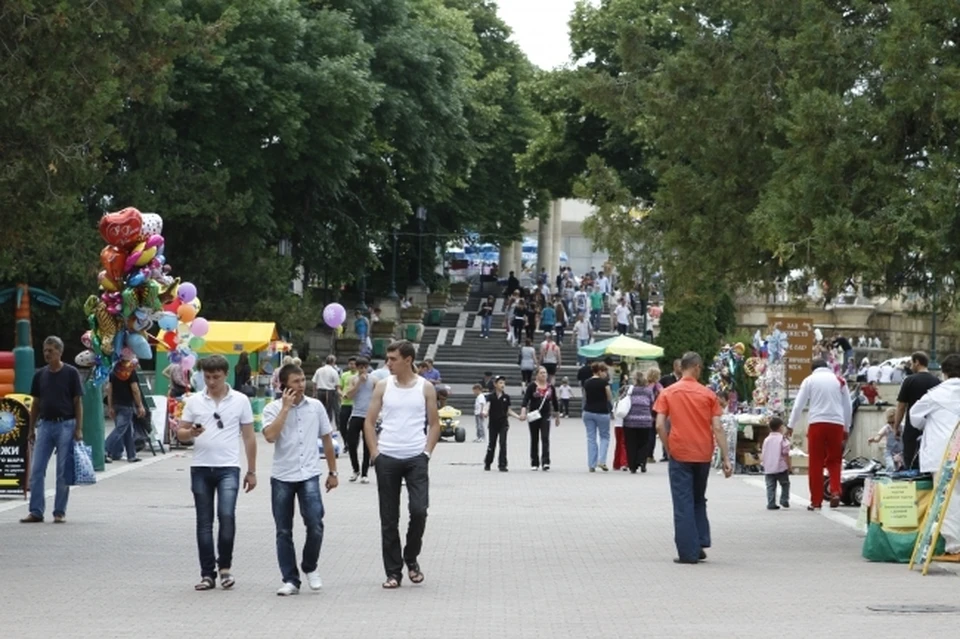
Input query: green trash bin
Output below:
<box><xmin>372</xmin><ymin>338</ymin><xmax>388</xmax><ymax>358</ymax></box>
<box><xmin>250</xmin><ymin>397</ymin><xmax>267</xmax><ymax>432</ymax></box>
<box><xmin>405</xmin><ymin>323</ymin><xmax>419</xmax><ymax>341</ymax></box>
<box><xmin>426</xmin><ymin>309</ymin><xmax>443</xmax><ymax>326</ymax></box>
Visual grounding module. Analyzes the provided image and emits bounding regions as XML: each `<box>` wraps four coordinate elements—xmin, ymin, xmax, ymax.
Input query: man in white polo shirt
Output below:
<box><xmin>263</xmin><ymin>363</ymin><xmax>339</xmax><ymax>596</ymax></box>
<box><xmin>363</xmin><ymin>340</ymin><xmax>441</xmax><ymax>589</ymax></box>
<box><xmin>177</xmin><ymin>355</ymin><xmax>258</xmax><ymax>591</ymax></box>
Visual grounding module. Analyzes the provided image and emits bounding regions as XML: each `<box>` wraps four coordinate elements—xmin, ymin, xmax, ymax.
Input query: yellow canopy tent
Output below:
<box><xmin>155</xmin><ymin>322</ymin><xmax>279</xmax><ymax>395</ymax></box>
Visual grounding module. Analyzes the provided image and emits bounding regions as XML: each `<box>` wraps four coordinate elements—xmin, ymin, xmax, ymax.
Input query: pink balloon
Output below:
<box><xmin>81</xmin><ymin>330</ymin><xmax>93</xmax><ymax>348</ymax></box>
<box><xmin>125</xmin><ymin>251</ymin><xmax>142</xmax><ymax>272</ymax></box>
<box><xmin>181</xmin><ymin>354</ymin><xmax>197</xmax><ymax>371</ymax></box>
<box><xmin>190</xmin><ymin>317</ymin><xmax>210</xmax><ymax>337</ymax></box>
<box><xmin>145</xmin><ymin>234</ymin><xmax>164</xmax><ymax>249</ymax></box>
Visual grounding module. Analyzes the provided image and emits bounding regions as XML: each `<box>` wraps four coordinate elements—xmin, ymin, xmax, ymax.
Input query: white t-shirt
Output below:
<box><xmin>867</xmin><ymin>365</ymin><xmax>881</xmax><ymax>383</ymax></box>
<box><xmin>559</xmin><ymin>384</ymin><xmax>572</xmax><ymax>400</ymax></box>
<box><xmin>575</xmin><ymin>320</ymin><xmax>591</xmax><ymax>340</ymax></box>
<box><xmin>181</xmin><ymin>388</ymin><xmax>254</xmax><ymax>467</ymax></box>
<box><xmin>312</xmin><ymin>365</ymin><xmax>340</xmax><ymax>390</ymax></box>
<box><xmin>474</xmin><ymin>393</ymin><xmax>487</xmax><ymax>416</ymax></box>
<box><xmin>879</xmin><ymin>365</ymin><xmax>894</xmax><ymax>384</ymax></box>
<box><xmin>615</xmin><ymin>305</ymin><xmax>631</xmax><ymax>325</ymax></box>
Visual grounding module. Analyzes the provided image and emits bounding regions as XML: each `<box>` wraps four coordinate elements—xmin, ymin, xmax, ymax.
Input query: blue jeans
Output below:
<box><xmin>29</xmin><ymin>419</ymin><xmax>76</xmax><ymax>518</ymax></box>
<box><xmin>582</xmin><ymin>411</ymin><xmax>610</xmax><ymax>469</ymax></box>
<box><xmin>481</xmin><ymin>315</ymin><xmax>492</xmax><ymax>337</ymax></box>
<box><xmin>271</xmin><ymin>476</ymin><xmax>325</xmax><ymax>588</ymax></box>
<box><xmin>577</xmin><ymin>338</ymin><xmax>590</xmax><ymax>365</ymax></box>
<box><xmin>191</xmin><ymin>467</ymin><xmax>240</xmax><ymax>580</ymax></box>
<box><xmin>668</xmin><ymin>460</ymin><xmax>711</xmax><ymax>562</ymax></box>
<box><xmin>590</xmin><ymin>309</ymin><xmax>601</xmax><ymax>330</ymax></box>
<box><xmin>105</xmin><ymin>406</ymin><xmax>136</xmax><ymax>460</ymax></box>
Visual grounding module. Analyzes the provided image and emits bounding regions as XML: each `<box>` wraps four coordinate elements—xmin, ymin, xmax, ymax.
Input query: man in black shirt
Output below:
<box><xmin>659</xmin><ymin>359</ymin><xmax>682</xmax><ymax>389</ymax></box>
<box><xmin>104</xmin><ymin>365</ymin><xmax>146</xmax><ymax>463</ymax></box>
<box><xmin>833</xmin><ymin>333</ymin><xmax>854</xmax><ymax>368</ymax></box>
<box><xmin>895</xmin><ymin>351</ymin><xmax>941</xmax><ymax>470</ymax></box>
<box><xmin>505</xmin><ymin>271</ymin><xmax>520</xmax><ymax>299</ymax></box>
<box><xmin>482</xmin><ymin>376</ymin><xmax>520</xmax><ymax>471</ymax></box>
<box><xmin>21</xmin><ymin>336</ymin><xmax>84</xmax><ymax>524</ymax></box>
<box><xmin>577</xmin><ymin>362</ymin><xmax>593</xmax><ymax>387</ymax></box>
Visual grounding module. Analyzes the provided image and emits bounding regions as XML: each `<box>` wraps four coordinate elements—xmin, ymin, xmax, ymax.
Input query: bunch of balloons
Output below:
<box><xmin>76</xmin><ymin>207</ymin><xmax>207</xmax><ymax>384</ymax></box>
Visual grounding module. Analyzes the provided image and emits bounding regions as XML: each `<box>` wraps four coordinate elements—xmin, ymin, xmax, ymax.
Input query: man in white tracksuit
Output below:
<box><xmin>909</xmin><ymin>354</ymin><xmax>960</xmax><ymax>555</ymax></box>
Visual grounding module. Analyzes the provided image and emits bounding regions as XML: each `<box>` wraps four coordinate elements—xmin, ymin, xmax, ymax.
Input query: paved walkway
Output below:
<box><xmin>1</xmin><ymin>418</ymin><xmax>957</xmax><ymax>638</ymax></box>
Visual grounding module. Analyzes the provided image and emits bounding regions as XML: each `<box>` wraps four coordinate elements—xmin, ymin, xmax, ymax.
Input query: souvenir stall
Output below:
<box><xmin>707</xmin><ymin>328</ymin><xmax>806</xmax><ymax>473</ymax></box>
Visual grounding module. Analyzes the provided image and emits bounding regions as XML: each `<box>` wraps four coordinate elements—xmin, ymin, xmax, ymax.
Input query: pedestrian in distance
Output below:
<box><xmin>483</xmin><ymin>375</ymin><xmax>522</xmax><ymax>471</ymax></box>
<box><xmin>520</xmin><ymin>366</ymin><xmax>560</xmax><ymax>471</ymax></box>
<box><xmin>345</xmin><ymin>357</ymin><xmax>375</xmax><ymax>484</ymax></box>
<box><xmin>761</xmin><ymin>417</ymin><xmax>791</xmax><ymax>510</ymax></box>
<box><xmin>177</xmin><ymin>355</ymin><xmax>258</xmax><ymax>591</ymax></box>
<box><xmin>473</xmin><ymin>384</ymin><xmax>487</xmax><ymax>443</ymax></box>
<box><xmin>582</xmin><ymin>362</ymin><xmax>613</xmax><ymax>472</ymax></box>
<box><xmin>104</xmin><ymin>360</ymin><xmax>146</xmax><ymax>463</ymax></box>
<box><xmin>21</xmin><ymin>336</ymin><xmax>84</xmax><ymax>524</ymax></box>
<box><xmin>363</xmin><ymin>340</ymin><xmax>441</xmax><ymax>589</ymax></box>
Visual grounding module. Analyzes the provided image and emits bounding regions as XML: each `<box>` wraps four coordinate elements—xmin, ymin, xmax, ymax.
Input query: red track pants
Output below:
<box><xmin>807</xmin><ymin>422</ymin><xmax>845</xmax><ymax>506</ymax></box>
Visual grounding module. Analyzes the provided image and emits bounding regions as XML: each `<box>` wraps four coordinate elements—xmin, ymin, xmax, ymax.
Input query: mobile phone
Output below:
<box><xmin>280</xmin><ymin>383</ymin><xmax>288</xmax><ymax>392</ymax></box>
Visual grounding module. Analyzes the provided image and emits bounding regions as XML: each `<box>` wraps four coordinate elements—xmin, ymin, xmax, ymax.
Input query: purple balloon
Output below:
<box><xmin>178</xmin><ymin>282</ymin><xmax>197</xmax><ymax>303</ymax></box>
<box><xmin>323</xmin><ymin>303</ymin><xmax>346</xmax><ymax>328</ymax></box>
<box><xmin>190</xmin><ymin>317</ymin><xmax>210</xmax><ymax>337</ymax></box>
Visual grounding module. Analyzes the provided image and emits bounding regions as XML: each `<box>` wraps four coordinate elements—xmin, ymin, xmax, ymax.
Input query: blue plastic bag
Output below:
<box><xmin>72</xmin><ymin>442</ymin><xmax>97</xmax><ymax>485</ymax></box>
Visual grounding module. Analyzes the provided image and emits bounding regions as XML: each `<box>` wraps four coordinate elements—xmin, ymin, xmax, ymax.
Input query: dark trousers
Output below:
<box><xmin>347</xmin><ymin>416</ymin><xmax>371</xmax><ymax>477</ymax></box>
<box><xmin>485</xmin><ymin>421</ymin><xmax>509</xmax><ymax>469</ymax></box>
<box><xmin>525</xmin><ymin>322</ymin><xmax>535</xmax><ymax>341</ymax></box>
<box><xmin>190</xmin><ymin>466</ymin><xmax>240</xmax><ymax>580</ymax></box>
<box><xmin>374</xmin><ymin>453</ymin><xmax>430</xmax><ymax>581</ymax></box>
<box><xmin>338</xmin><ymin>404</ymin><xmax>353</xmax><ymax>433</ymax></box>
<box><xmin>902</xmin><ymin>424</ymin><xmax>922</xmax><ymax>471</ymax></box>
<box><xmin>512</xmin><ymin>321</ymin><xmax>524</xmax><ymax>343</ymax></box>
<box><xmin>560</xmin><ymin>398</ymin><xmax>570</xmax><ymax>417</ymax></box>
<box><xmin>644</xmin><ymin>425</ymin><xmax>658</xmax><ymax>460</ymax></box>
<box><xmin>317</xmin><ymin>389</ymin><xmax>339</xmax><ymax>426</ymax></box>
<box><xmin>624</xmin><ymin>428</ymin><xmax>651</xmax><ymax>472</ymax></box>
<box><xmin>617</xmin><ymin>323</ymin><xmax>628</xmax><ymax>335</ymax></box>
<box><xmin>528</xmin><ymin>418</ymin><xmax>551</xmax><ymax>467</ymax></box>
<box><xmin>521</xmin><ymin>368</ymin><xmax>533</xmax><ymax>384</ymax></box>
<box><xmin>765</xmin><ymin>471</ymin><xmax>790</xmax><ymax>507</ymax></box>
<box><xmin>554</xmin><ymin>324</ymin><xmax>565</xmax><ymax>343</ymax></box>
<box><xmin>271</xmin><ymin>476</ymin><xmax>324</xmax><ymax>588</ymax></box>
<box><xmin>667</xmin><ymin>460</ymin><xmax>711</xmax><ymax>562</ymax></box>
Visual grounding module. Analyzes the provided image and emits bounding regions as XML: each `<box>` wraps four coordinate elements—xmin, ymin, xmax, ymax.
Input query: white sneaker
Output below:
<box><xmin>531</xmin><ymin>466</ymin><xmax>539</xmax><ymax>471</ymax></box>
<box><xmin>276</xmin><ymin>582</ymin><xmax>299</xmax><ymax>596</ymax></box>
<box><xmin>306</xmin><ymin>571</ymin><xmax>323</xmax><ymax>591</ymax></box>
<box><xmin>349</xmin><ymin>472</ymin><xmax>360</xmax><ymax>482</ymax></box>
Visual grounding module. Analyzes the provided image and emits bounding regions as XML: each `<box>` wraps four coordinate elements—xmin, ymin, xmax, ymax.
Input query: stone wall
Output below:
<box><xmin>737</xmin><ymin>302</ymin><xmax>960</xmax><ymax>356</ymax></box>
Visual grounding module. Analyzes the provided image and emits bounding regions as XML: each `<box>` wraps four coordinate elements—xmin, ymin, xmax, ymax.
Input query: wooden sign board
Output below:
<box><xmin>768</xmin><ymin>316</ymin><xmax>814</xmax><ymax>388</ymax></box>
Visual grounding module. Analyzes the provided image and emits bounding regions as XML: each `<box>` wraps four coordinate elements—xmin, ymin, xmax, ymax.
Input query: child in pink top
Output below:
<box><xmin>762</xmin><ymin>417</ymin><xmax>792</xmax><ymax>510</ymax></box>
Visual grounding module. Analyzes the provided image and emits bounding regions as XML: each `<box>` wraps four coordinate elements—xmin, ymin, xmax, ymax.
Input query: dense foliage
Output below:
<box><xmin>0</xmin><ymin>0</ymin><xmax>540</xmax><ymax>347</ymax></box>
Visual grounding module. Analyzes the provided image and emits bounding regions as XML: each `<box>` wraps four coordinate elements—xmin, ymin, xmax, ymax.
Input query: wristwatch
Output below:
<box><xmin>329</xmin><ymin>471</ymin><xmax>339</xmax><ymax>477</ymax></box>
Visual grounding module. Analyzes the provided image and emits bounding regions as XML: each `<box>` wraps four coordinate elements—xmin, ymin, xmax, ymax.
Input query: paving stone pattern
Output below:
<box><xmin>1</xmin><ymin>419</ymin><xmax>957</xmax><ymax>638</ymax></box>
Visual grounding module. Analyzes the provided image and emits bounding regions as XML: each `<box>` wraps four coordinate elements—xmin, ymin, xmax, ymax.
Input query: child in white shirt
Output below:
<box><xmin>558</xmin><ymin>377</ymin><xmax>573</xmax><ymax>417</ymax></box>
<box><xmin>473</xmin><ymin>384</ymin><xmax>488</xmax><ymax>443</ymax></box>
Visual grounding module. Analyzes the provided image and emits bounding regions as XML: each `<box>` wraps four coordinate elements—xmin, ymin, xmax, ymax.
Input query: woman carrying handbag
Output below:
<box><xmin>520</xmin><ymin>367</ymin><xmax>560</xmax><ymax>471</ymax></box>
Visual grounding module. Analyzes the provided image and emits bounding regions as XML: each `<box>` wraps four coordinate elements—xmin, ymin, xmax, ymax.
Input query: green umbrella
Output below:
<box><xmin>577</xmin><ymin>335</ymin><xmax>663</xmax><ymax>360</ymax></box>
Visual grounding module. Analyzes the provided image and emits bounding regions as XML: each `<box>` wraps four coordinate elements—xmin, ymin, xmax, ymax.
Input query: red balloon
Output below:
<box><xmin>162</xmin><ymin>331</ymin><xmax>178</xmax><ymax>350</ymax></box>
<box><xmin>100</xmin><ymin>246</ymin><xmax>128</xmax><ymax>283</ymax></box>
<box><xmin>99</xmin><ymin>207</ymin><xmax>143</xmax><ymax>249</ymax></box>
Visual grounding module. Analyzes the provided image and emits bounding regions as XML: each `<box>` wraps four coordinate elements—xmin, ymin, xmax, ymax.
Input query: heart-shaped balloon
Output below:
<box><xmin>140</xmin><ymin>212</ymin><xmax>163</xmax><ymax>238</ymax></box>
<box><xmin>101</xmin><ymin>246</ymin><xmax>129</xmax><ymax>283</ymax></box>
<box><xmin>99</xmin><ymin>207</ymin><xmax>143</xmax><ymax>249</ymax></box>
<box><xmin>81</xmin><ymin>330</ymin><xmax>93</xmax><ymax>349</ymax></box>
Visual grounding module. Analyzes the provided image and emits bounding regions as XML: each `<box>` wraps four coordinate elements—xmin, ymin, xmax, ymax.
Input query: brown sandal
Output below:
<box><xmin>408</xmin><ymin>563</ymin><xmax>424</xmax><ymax>584</ymax></box>
<box><xmin>382</xmin><ymin>577</ymin><xmax>401</xmax><ymax>589</ymax></box>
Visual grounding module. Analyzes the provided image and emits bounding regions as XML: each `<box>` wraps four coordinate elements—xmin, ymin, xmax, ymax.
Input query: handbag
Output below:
<box><xmin>526</xmin><ymin>390</ymin><xmax>549</xmax><ymax>422</ymax></box>
<box><xmin>72</xmin><ymin>441</ymin><xmax>97</xmax><ymax>485</ymax></box>
<box><xmin>614</xmin><ymin>385</ymin><xmax>634</xmax><ymax>419</ymax></box>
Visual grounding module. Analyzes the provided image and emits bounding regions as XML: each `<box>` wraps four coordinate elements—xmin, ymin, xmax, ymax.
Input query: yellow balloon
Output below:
<box><xmin>135</xmin><ymin>245</ymin><xmax>158</xmax><ymax>266</ymax></box>
<box><xmin>189</xmin><ymin>297</ymin><xmax>201</xmax><ymax>313</ymax></box>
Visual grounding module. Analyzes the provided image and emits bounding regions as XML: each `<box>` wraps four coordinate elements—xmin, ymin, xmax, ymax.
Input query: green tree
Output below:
<box><xmin>657</xmin><ymin>303</ymin><xmax>719</xmax><ymax>380</ymax></box>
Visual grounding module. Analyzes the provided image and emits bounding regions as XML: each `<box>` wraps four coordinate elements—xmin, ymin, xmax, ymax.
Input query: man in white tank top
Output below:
<box><xmin>363</xmin><ymin>340</ymin><xmax>441</xmax><ymax>589</ymax></box>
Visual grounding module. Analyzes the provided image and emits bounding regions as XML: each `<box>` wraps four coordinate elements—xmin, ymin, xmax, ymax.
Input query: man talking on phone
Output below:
<box><xmin>178</xmin><ymin>355</ymin><xmax>258</xmax><ymax>592</ymax></box>
<box><xmin>262</xmin><ymin>362</ymin><xmax>339</xmax><ymax>596</ymax></box>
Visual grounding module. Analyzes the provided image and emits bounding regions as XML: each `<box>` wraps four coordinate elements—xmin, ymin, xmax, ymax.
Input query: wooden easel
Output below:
<box><xmin>909</xmin><ymin>421</ymin><xmax>960</xmax><ymax>575</ymax></box>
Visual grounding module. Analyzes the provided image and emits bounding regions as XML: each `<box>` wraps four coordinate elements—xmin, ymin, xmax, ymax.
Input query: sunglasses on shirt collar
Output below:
<box><xmin>213</xmin><ymin>412</ymin><xmax>224</xmax><ymax>429</ymax></box>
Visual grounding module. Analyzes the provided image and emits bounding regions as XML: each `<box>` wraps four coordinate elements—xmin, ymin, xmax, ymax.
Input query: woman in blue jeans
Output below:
<box><xmin>581</xmin><ymin>362</ymin><xmax>613</xmax><ymax>471</ymax></box>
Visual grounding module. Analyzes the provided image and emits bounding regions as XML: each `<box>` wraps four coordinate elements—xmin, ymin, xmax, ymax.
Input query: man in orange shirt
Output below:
<box><xmin>654</xmin><ymin>352</ymin><xmax>732</xmax><ymax>564</ymax></box>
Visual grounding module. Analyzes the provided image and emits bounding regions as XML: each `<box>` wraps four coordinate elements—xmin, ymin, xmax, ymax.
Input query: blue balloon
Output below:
<box><xmin>127</xmin><ymin>272</ymin><xmax>146</xmax><ymax>287</ymax></box>
<box><xmin>157</xmin><ymin>312</ymin><xmax>178</xmax><ymax>331</ymax></box>
<box><xmin>169</xmin><ymin>351</ymin><xmax>181</xmax><ymax>364</ymax></box>
<box><xmin>113</xmin><ymin>331</ymin><xmax>126</xmax><ymax>360</ymax></box>
<box><xmin>126</xmin><ymin>332</ymin><xmax>152</xmax><ymax>360</ymax></box>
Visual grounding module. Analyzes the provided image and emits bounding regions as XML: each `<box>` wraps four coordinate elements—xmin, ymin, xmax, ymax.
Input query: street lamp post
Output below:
<box><xmin>358</xmin><ymin>270</ymin><xmax>368</xmax><ymax>313</ymax></box>
<box><xmin>930</xmin><ymin>284</ymin><xmax>940</xmax><ymax>371</ymax></box>
<box><xmin>386</xmin><ymin>228</ymin><xmax>399</xmax><ymax>300</ymax></box>
<box><xmin>414</xmin><ymin>206</ymin><xmax>427</xmax><ymax>287</ymax></box>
